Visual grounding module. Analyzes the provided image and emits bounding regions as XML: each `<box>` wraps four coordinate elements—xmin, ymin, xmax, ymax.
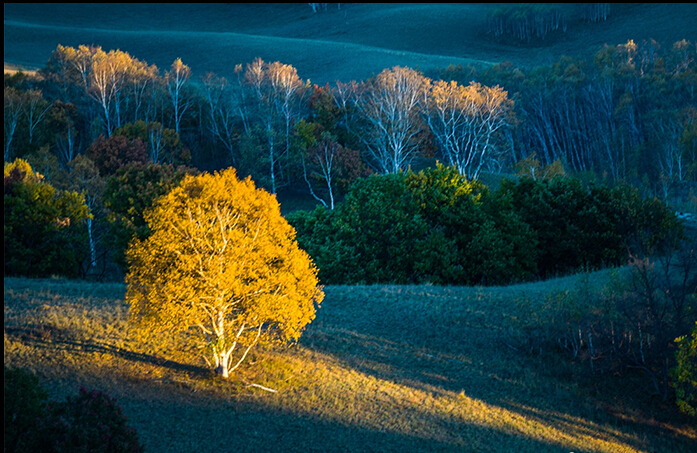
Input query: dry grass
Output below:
<box><xmin>5</xmin><ymin>275</ymin><xmax>695</xmax><ymax>453</ymax></box>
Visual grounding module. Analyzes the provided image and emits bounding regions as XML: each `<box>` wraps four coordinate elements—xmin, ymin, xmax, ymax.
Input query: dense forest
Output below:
<box><xmin>4</xmin><ymin>37</ymin><xmax>696</xmax><ymax>281</ymax></box>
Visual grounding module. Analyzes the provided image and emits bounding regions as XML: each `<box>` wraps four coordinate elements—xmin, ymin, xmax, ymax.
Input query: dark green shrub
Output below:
<box><xmin>607</xmin><ymin>184</ymin><xmax>685</xmax><ymax>256</ymax></box>
<box><xmin>494</xmin><ymin>176</ymin><xmax>592</xmax><ymax>277</ymax></box>
<box><xmin>32</xmin><ymin>387</ymin><xmax>145</xmax><ymax>453</ymax></box>
<box><xmin>406</xmin><ymin>164</ymin><xmax>537</xmax><ymax>285</ymax></box>
<box><xmin>288</xmin><ymin>172</ymin><xmax>426</xmax><ymax>284</ymax></box>
<box><xmin>478</xmin><ymin>192</ymin><xmax>539</xmax><ymax>284</ymax></box>
<box><xmin>333</xmin><ymin>172</ymin><xmax>428</xmax><ymax>284</ymax></box>
<box><xmin>494</xmin><ymin>176</ymin><xmax>683</xmax><ymax>279</ymax></box>
<box><xmin>4</xmin><ymin>159</ymin><xmax>91</xmax><ymax>278</ymax></box>
<box><xmin>4</xmin><ymin>367</ymin><xmax>50</xmax><ymax>453</ymax></box>
<box><xmin>290</xmin><ymin>164</ymin><xmax>537</xmax><ymax>285</ymax></box>
<box><xmin>291</xmin><ymin>166</ymin><xmax>682</xmax><ymax>286</ymax></box>
<box><xmin>287</xmin><ymin>206</ymin><xmax>362</xmax><ymax>284</ymax></box>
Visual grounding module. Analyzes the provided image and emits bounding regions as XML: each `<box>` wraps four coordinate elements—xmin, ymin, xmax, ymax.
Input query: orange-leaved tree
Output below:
<box><xmin>125</xmin><ymin>167</ymin><xmax>323</xmax><ymax>378</ymax></box>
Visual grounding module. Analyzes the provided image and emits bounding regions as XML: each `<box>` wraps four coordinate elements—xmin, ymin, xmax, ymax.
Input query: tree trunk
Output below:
<box><xmin>215</xmin><ymin>360</ymin><xmax>229</xmax><ymax>378</ymax></box>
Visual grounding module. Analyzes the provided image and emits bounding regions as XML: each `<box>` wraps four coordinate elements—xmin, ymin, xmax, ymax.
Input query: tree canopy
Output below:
<box><xmin>4</xmin><ymin>159</ymin><xmax>91</xmax><ymax>278</ymax></box>
<box><xmin>125</xmin><ymin>167</ymin><xmax>323</xmax><ymax>377</ymax></box>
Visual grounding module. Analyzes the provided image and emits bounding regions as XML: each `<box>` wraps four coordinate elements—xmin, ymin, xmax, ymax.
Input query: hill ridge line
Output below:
<box><xmin>3</xmin><ymin>19</ymin><xmax>496</xmax><ymax>70</ymax></box>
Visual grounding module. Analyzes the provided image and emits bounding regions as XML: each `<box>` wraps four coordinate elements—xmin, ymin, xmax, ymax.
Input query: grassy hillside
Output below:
<box><xmin>4</xmin><ymin>3</ymin><xmax>697</xmax><ymax>84</ymax></box>
<box><xmin>4</xmin><ymin>275</ymin><xmax>696</xmax><ymax>453</ymax></box>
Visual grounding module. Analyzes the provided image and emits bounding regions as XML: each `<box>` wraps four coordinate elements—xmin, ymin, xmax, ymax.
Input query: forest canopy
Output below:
<box><xmin>3</xmin><ymin>37</ymin><xmax>696</xmax><ymax>281</ymax></box>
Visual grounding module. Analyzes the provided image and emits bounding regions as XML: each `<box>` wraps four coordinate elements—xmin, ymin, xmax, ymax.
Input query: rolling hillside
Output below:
<box><xmin>5</xmin><ymin>3</ymin><xmax>697</xmax><ymax>85</ymax></box>
<box><xmin>4</xmin><ymin>274</ymin><xmax>696</xmax><ymax>453</ymax></box>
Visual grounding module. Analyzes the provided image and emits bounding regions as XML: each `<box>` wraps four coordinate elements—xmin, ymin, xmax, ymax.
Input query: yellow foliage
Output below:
<box><xmin>514</xmin><ymin>152</ymin><xmax>566</xmax><ymax>181</ymax></box>
<box><xmin>4</xmin><ymin>158</ymin><xmax>41</xmax><ymax>182</ymax></box>
<box><xmin>125</xmin><ymin>167</ymin><xmax>323</xmax><ymax>377</ymax></box>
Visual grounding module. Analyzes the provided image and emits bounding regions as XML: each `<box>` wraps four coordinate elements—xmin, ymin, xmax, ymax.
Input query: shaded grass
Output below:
<box><xmin>4</xmin><ymin>275</ymin><xmax>696</xmax><ymax>453</ymax></box>
<box><xmin>4</xmin><ymin>4</ymin><xmax>697</xmax><ymax>85</ymax></box>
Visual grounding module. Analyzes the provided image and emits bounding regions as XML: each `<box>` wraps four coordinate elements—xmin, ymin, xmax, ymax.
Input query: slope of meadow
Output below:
<box><xmin>4</xmin><ymin>275</ymin><xmax>696</xmax><ymax>453</ymax></box>
<box><xmin>4</xmin><ymin>3</ymin><xmax>697</xmax><ymax>84</ymax></box>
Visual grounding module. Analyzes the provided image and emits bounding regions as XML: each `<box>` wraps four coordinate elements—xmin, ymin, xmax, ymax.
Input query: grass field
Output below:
<box><xmin>4</xmin><ymin>274</ymin><xmax>696</xmax><ymax>453</ymax></box>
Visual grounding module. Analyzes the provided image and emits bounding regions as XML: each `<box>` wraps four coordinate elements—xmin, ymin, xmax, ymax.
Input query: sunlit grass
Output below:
<box><xmin>248</xmin><ymin>350</ymin><xmax>663</xmax><ymax>453</ymax></box>
<box><xmin>4</xmin><ymin>276</ymin><xmax>695</xmax><ymax>453</ymax></box>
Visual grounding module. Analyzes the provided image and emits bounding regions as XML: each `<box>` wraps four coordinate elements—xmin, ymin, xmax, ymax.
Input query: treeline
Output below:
<box><xmin>438</xmin><ymin>39</ymin><xmax>697</xmax><ymax>201</ymax></box>
<box><xmin>487</xmin><ymin>4</ymin><xmax>568</xmax><ymax>43</ymax></box>
<box><xmin>486</xmin><ymin>3</ymin><xmax>611</xmax><ymax>43</ymax></box>
<box><xmin>3</xmin><ymin>39</ymin><xmax>697</xmax><ymax>280</ymax></box>
<box><xmin>288</xmin><ymin>164</ymin><xmax>684</xmax><ymax>286</ymax></box>
<box><xmin>6</xmin><ymin>39</ymin><xmax>696</xmax><ymax>200</ymax></box>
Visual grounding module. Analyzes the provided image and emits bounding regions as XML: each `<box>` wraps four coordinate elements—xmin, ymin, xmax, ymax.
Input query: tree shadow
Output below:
<box><xmin>2</xmin><ymin>324</ymin><xmax>596</xmax><ymax>453</ymax></box>
<box><xmin>4</xmin><ymin>324</ymin><xmax>209</xmax><ymax>377</ymax></box>
<box><xmin>120</xmin><ymin>386</ymin><xmax>581</xmax><ymax>453</ymax></box>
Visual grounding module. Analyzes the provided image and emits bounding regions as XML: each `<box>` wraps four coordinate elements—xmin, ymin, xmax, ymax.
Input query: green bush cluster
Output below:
<box><xmin>4</xmin><ymin>366</ymin><xmax>145</xmax><ymax>453</ymax></box>
<box><xmin>4</xmin><ymin>159</ymin><xmax>91</xmax><ymax>278</ymax></box>
<box><xmin>495</xmin><ymin>176</ymin><xmax>684</xmax><ymax>279</ymax></box>
<box><xmin>289</xmin><ymin>164</ymin><xmax>536</xmax><ymax>285</ymax></box>
<box><xmin>289</xmin><ymin>166</ymin><xmax>683</xmax><ymax>285</ymax></box>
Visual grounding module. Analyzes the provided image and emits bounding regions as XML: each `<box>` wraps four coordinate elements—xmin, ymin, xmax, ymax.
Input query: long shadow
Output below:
<box><xmin>4</xmin><ymin>325</ymin><xmax>582</xmax><ymax>452</ymax></box>
<box><xmin>6</xmin><ymin>325</ymin><xmax>586</xmax><ymax>453</ymax></box>
<box><xmin>120</xmin><ymin>385</ymin><xmax>580</xmax><ymax>453</ymax></box>
<box><xmin>3</xmin><ymin>325</ymin><xmax>209</xmax><ymax>377</ymax></box>
<box><xmin>6</xmin><ymin>286</ymin><xmax>694</xmax><ymax>452</ymax></box>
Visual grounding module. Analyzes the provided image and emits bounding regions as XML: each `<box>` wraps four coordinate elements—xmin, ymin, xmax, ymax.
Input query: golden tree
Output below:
<box><xmin>125</xmin><ymin>168</ymin><xmax>323</xmax><ymax>378</ymax></box>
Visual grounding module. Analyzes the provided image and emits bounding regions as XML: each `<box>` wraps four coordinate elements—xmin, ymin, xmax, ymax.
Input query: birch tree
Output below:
<box><xmin>166</xmin><ymin>58</ymin><xmax>192</xmax><ymax>135</ymax></box>
<box><xmin>242</xmin><ymin>58</ymin><xmax>306</xmax><ymax>193</ymax></box>
<box><xmin>429</xmin><ymin>80</ymin><xmax>513</xmax><ymax>179</ymax></box>
<box><xmin>301</xmin><ymin>132</ymin><xmax>342</xmax><ymax>209</ymax></box>
<box><xmin>90</xmin><ymin>49</ymin><xmax>132</xmax><ymax>137</ymax></box>
<box><xmin>201</xmin><ymin>72</ymin><xmax>240</xmax><ymax>165</ymax></box>
<box><xmin>49</xmin><ymin>101</ymin><xmax>81</xmax><ymax>169</ymax></box>
<box><xmin>126</xmin><ymin>168</ymin><xmax>323</xmax><ymax>378</ymax></box>
<box><xmin>267</xmin><ymin>61</ymin><xmax>306</xmax><ymax>165</ymax></box>
<box><xmin>24</xmin><ymin>89</ymin><xmax>52</xmax><ymax>147</ymax></box>
<box><xmin>65</xmin><ymin>155</ymin><xmax>105</xmax><ymax>271</ymax></box>
<box><xmin>127</xmin><ymin>59</ymin><xmax>160</xmax><ymax>124</ymax></box>
<box><xmin>4</xmin><ymin>87</ymin><xmax>24</xmax><ymax>161</ymax></box>
<box><xmin>355</xmin><ymin>66</ymin><xmax>431</xmax><ymax>174</ymax></box>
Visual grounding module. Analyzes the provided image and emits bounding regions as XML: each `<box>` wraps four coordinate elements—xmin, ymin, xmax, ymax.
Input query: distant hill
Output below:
<box><xmin>4</xmin><ymin>3</ymin><xmax>697</xmax><ymax>84</ymax></box>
